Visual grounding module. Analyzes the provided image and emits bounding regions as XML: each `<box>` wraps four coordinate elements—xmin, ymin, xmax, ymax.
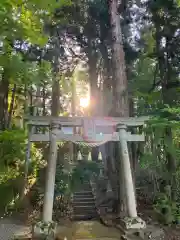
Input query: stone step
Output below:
<box><xmin>73</xmin><ymin>196</ymin><xmax>94</xmax><ymax>200</ymax></box>
<box><xmin>72</xmin><ymin>201</ymin><xmax>95</xmax><ymax>206</ymax></box>
<box><xmin>73</xmin><ymin>205</ymin><xmax>96</xmax><ymax>211</ymax></box>
<box><xmin>73</xmin><ymin>211</ymin><xmax>97</xmax><ymax>215</ymax></box>
<box><xmin>73</xmin><ymin>194</ymin><xmax>94</xmax><ymax>199</ymax></box>
<box><xmin>73</xmin><ymin>205</ymin><xmax>96</xmax><ymax>210</ymax></box>
<box><xmin>73</xmin><ymin>210</ymin><xmax>97</xmax><ymax>215</ymax></box>
<box><xmin>73</xmin><ymin>191</ymin><xmax>93</xmax><ymax>195</ymax></box>
<box><xmin>73</xmin><ymin>191</ymin><xmax>93</xmax><ymax>196</ymax></box>
<box><xmin>71</xmin><ymin>182</ymin><xmax>98</xmax><ymax>220</ymax></box>
<box><xmin>73</xmin><ymin>196</ymin><xmax>93</xmax><ymax>199</ymax></box>
<box><xmin>79</xmin><ymin>189</ymin><xmax>92</xmax><ymax>192</ymax></box>
<box><xmin>75</xmin><ymin>190</ymin><xmax>92</xmax><ymax>193</ymax></box>
<box><xmin>73</xmin><ymin>192</ymin><xmax>93</xmax><ymax>196</ymax></box>
<box><xmin>73</xmin><ymin>198</ymin><xmax>95</xmax><ymax>204</ymax></box>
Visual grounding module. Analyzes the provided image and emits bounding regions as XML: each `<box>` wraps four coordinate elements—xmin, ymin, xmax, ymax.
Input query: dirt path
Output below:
<box><xmin>56</xmin><ymin>220</ymin><xmax>121</xmax><ymax>240</ymax></box>
<box><xmin>0</xmin><ymin>218</ymin><xmax>121</xmax><ymax>240</ymax></box>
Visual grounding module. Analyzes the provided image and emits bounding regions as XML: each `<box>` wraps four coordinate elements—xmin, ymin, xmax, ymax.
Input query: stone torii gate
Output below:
<box><xmin>25</xmin><ymin>116</ymin><xmax>148</xmax><ymax>238</ymax></box>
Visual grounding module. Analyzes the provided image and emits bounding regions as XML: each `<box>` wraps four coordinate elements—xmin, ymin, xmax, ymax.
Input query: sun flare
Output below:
<box><xmin>79</xmin><ymin>97</ymin><xmax>89</xmax><ymax>108</ymax></box>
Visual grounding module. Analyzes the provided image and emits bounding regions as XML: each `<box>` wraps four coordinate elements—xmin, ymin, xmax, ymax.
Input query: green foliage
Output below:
<box><xmin>131</xmin><ymin>55</ymin><xmax>157</xmax><ymax>94</ymax></box>
<box><xmin>140</xmin><ymin>113</ymin><xmax>180</xmax><ymax>176</ymax></box>
<box><xmin>0</xmin><ymin>0</ymin><xmax>71</xmax><ymax>89</ymax></box>
<box><xmin>154</xmin><ymin>191</ymin><xmax>180</xmax><ymax>224</ymax></box>
<box><xmin>70</xmin><ymin>161</ymin><xmax>100</xmax><ymax>191</ymax></box>
<box><xmin>53</xmin><ymin>164</ymin><xmax>72</xmax><ymax>219</ymax></box>
<box><xmin>55</xmin><ymin>164</ymin><xmax>71</xmax><ymax>196</ymax></box>
<box><xmin>0</xmin><ymin>129</ymin><xmax>26</xmax><ymax>183</ymax></box>
<box><xmin>134</xmin><ymin>6</ymin><xmax>180</xmax><ymax>201</ymax></box>
<box><xmin>0</xmin><ymin>129</ymin><xmax>42</xmax><ymax>211</ymax></box>
<box><xmin>0</xmin><ymin>0</ymin><xmax>71</xmax><ymax>44</ymax></box>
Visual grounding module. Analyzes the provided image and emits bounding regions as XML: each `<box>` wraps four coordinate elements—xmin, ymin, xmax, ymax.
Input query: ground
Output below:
<box><xmin>1</xmin><ymin>216</ymin><xmax>180</xmax><ymax>240</ymax></box>
<box><xmin>1</xmin><ymin>199</ymin><xmax>180</xmax><ymax>240</ymax></box>
<box><xmin>56</xmin><ymin>220</ymin><xmax>121</xmax><ymax>240</ymax></box>
<box><xmin>0</xmin><ymin>217</ymin><xmax>30</xmax><ymax>240</ymax></box>
<box><xmin>0</xmin><ymin>217</ymin><xmax>121</xmax><ymax>240</ymax></box>
<box><xmin>137</xmin><ymin>198</ymin><xmax>180</xmax><ymax>240</ymax></box>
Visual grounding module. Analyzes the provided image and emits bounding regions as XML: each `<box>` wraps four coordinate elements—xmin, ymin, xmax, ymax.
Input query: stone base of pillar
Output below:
<box><xmin>117</xmin><ymin>217</ymin><xmax>146</xmax><ymax>240</ymax></box>
<box><xmin>120</xmin><ymin>217</ymin><xmax>146</xmax><ymax>229</ymax></box>
<box><xmin>121</xmin><ymin>230</ymin><xmax>145</xmax><ymax>240</ymax></box>
<box><xmin>32</xmin><ymin>221</ymin><xmax>57</xmax><ymax>240</ymax></box>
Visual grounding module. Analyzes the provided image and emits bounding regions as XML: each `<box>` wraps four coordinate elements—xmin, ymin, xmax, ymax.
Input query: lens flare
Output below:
<box><xmin>79</xmin><ymin>97</ymin><xmax>89</xmax><ymax>108</ymax></box>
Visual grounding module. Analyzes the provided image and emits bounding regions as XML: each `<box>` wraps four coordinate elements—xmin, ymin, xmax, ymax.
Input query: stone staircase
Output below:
<box><xmin>72</xmin><ymin>182</ymin><xmax>98</xmax><ymax>221</ymax></box>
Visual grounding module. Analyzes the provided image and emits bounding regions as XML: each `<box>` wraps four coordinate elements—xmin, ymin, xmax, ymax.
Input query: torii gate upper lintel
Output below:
<box><xmin>26</xmin><ymin>116</ymin><xmax>148</xmax><ymax>143</ymax></box>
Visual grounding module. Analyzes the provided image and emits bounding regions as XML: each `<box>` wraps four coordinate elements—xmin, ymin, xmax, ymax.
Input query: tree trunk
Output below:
<box><xmin>71</xmin><ymin>73</ymin><xmax>77</xmax><ymax>116</ymax></box>
<box><xmin>51</xmin><ymin>35</ymin><xmax>61</xmax><ymax>117</ymax></box>
<box><xmin>0</xmin><ymin>70</ymin><xmax>9</xmax><ymax>130</ymax></box>
<box><xmin>109</xmin><ymin>0</ymin><xmax>130</xmax><ymax>216</ymax></box>
<box><xmin>7</xmin><ymin>84</ymin><xmax>16</xmax><ymax>128</ymax></box>
<box><xmin>51</xmin><ymin>78</ymin><xmax>60</xmax><ymax>116</ymax></box>
<box><xmin>51</xmin><ymin>52</ymin><xmax>60</xmax><ymax>117</ymax></box>
<box><xmin>99</xmin><ymin>26</ymin><xmax>120</xmax><ymax>206</ymax></box>
<box><xmin>99</xmin><ymin>38</ymin><xmax>113</xmax><ymax>115</ymax></box>
<box><xmin>42</xmin><ymin>82</ymin><xmax>46</xmax><ymax>116</ymax></box>
<box><xmin>109</xmin><ymin>0</ymin><xmax>129</xmax><ymax>117</ymax></box>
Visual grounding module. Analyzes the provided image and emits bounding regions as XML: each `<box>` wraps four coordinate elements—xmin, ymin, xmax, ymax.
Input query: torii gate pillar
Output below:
<box><xmin>118</xmin><ymin>125</ymin><xmax>146</xmax><ymax>238</ymax></box>
<box><xmin>118</xmin><ymin>125</ymin><xmax>137</xmax><ymax>217</ymax></box>
<box><xmin>42</xmin><ymin>123</ymin><xmax>58</xmax><ymax>223</ymax></box>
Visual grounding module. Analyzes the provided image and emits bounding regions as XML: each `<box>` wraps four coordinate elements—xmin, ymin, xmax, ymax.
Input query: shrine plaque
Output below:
<box><xmin>83</xmin><ymin>119</ymin><xmax>96</xmax><ymax>142</ymax></box>
<box><xmin>82</xmin><ymin>118</ymin><xmax>116</xmax><ymax>143</ymax></box>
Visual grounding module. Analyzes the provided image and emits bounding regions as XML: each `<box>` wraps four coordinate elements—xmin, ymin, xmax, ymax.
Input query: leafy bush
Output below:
<box><xmin>0</xmin><ymin>130</ymin><xmax>26</xmax><ymax>183</ymax></box>
<box><xmin>53</xmin><ymin>164</ymin><xmax>72</xmax><ymax>219</ymax></box>
<box><xmin>0</xmin><ymin>129</ymin><xmax>42</xmax><ymax>211</ymax></box>
<box><xmin>70</xmin><ymin>161</ymin><xmax>100</xmax><ymax>191</ymax></box>
<box><xmin>55</xmin><ymin>164</ymin><xmax>71</xmax><ymax>196</ymax></box>
<box><xmin>154</xmin><ymin>192</ymin><xmax>180</xmax><ymax>224</ymax></box>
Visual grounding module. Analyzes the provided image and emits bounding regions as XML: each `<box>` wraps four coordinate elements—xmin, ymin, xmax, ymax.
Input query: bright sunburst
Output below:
<box><xmin>79</xmin><ymin>97</ymin><xmax>89</xmax><ymax>108</ymax></box>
